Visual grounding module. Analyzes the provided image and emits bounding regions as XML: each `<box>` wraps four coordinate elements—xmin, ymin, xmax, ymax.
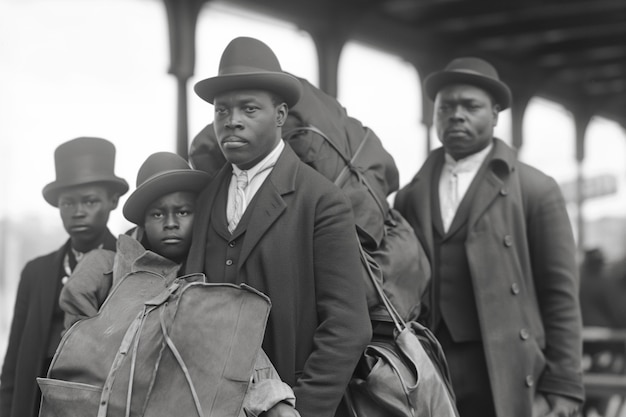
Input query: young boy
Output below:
<box><xmin>58</xmin><ymin>152</ymin><xmax>299</xmax><ymax>417</ymax></box>
<box><xmin>0</xmin><ymin>137</ymin><xmax>128</xmax><ymax>417</ymax></box>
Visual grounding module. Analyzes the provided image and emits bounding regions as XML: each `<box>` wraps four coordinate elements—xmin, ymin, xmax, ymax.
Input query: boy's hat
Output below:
<box><xmin>123</xmin><ymin>152</ymin><xmax>209</xmax><ymax>225</ymax></box>
<box><xmin>194</xmin><ymin>36</ymin><xmax>302</xmax><ymax>107</ymax></box>
<box><xmin>424</xmin><ymin>57</ymin><xmax>512</xmax><ymax>110</ymax></box>
<box><xmin>43</xmin><ymin>137</ymin><xmax>129</xmax><ymax>207</ymax></box>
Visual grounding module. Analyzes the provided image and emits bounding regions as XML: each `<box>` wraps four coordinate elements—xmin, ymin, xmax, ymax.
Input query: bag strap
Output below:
<box><xmin>97</xmin><ymin>308</ymin><xmax>147</xmax><ymax>417</ymax></box>
<box><xmin>333</xmin><ymin>128</ymin><xmax>372</xmax><ymax>187</ymax></box>
<box><xmin>158</xmin><ymin>304</ymin><xmax>206</xmax><ymax>416</ymax></box>
<box><xmin>284</xmin><ymin>125</ymin><xmax>387</xmax><ymax>216</ymax></box>
<box><xmin>357</xmin><ymin>240</ymin><xmax>406</xmax><ymax>333</ymax></box>
<box><xmin>283</xmin><ymin>125</ymin><xmax>351</xmax><ymax>164</ymax></box>
<box><xmin>97</xmin><ymin>280</ymin><xmax>206</xmax><ymax>417</ymax></box>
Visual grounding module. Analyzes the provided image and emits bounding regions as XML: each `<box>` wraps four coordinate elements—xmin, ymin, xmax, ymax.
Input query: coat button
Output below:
<box><xmin>511</xmin><ymin>283</ymin><xmax>520</xmax><ymax>295</ymax></box>
<box><xmin>525</xmin><ymin>375</ymin><xmax>534</xmax><ymax>387</ymax></box>
<box><xmin>499</xmin><ymin>188</ymin><xmax>508</xmax><ymax>196</ymax></box>
<box><xmin>228</xmin><ymin>241</ymin><xmax>236</xmax><ymax>248</ymax></box>
<box><xmin>225</xmin><ymin>259</ymin><xmax>233</xmax><ymax>266</ymax></box>
<box><xmin>519</xmin><ymin>328</ymin><xmax>529</xmax><ymax>340</ymax></box>
<box><xmin>503</xmin><ymin>235</ymin><xmax>513</xmax><ymax>247</ymax></box>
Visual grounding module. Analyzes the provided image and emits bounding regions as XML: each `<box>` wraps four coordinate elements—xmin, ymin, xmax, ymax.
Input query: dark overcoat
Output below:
<box><xmin>394</xmin><ymin>139</ymin><xmax>584</xmax><ymax>417</ymax></box>
<box><xmin>0</xmin><ymin>230</ymin><xmax>116</xmax><ymax>417</ymax></box>
<box><xmin>185</xmin><ymin>145</ymin><xmax>372</xmax><ymax>417</ymax></box>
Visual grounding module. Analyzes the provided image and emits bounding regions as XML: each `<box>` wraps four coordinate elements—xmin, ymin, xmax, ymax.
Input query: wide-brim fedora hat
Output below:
<box><xmin>424</xmin><ymin>57</ymin><xmax>512</xmax><ymax>110</ymax></box>
<box><xmin>194</xmin><ymin>36</ymin><xmax>302</xmax><ymax>107</ymax></box>
<box><xmin>123</xmin><ymin>152</ymin><xmax>209</xmax><ymax>225</ymax></box>
<box><xmin>43</xmin><ymin>137</ymin><xmax>129</xmax><ymax>207</ymax></box>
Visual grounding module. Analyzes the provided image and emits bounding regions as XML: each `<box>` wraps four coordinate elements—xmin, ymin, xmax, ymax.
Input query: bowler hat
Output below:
<box><xmin>123</xmin><ymin>152</ymin><xmax>209</xmax><ymax>225</ymax></box>
<box><xmin>43</xmin><ymin>137</ymin><xmax>129</xmax><ymax>207</ymax></box>
<box><xmin>424</xmin><ymin>57</ymin><xmax>512</xmax><ymax>110</ymax></box>
<box><xmin>194</xmin><ymin>37</ymin><xmax>302</xmax><ymax>107</ymax></box>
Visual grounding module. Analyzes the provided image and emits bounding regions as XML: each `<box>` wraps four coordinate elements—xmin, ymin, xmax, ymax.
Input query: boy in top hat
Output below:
<box><xmin>185</xmin><ymin>37</ymin><xmax>371</xmax><ymax>417</ymax></box>
<box><xmin>394</xmin><ymin>57</ymin><xmax>583</xmax><ymax>417</ymax></box>
<box><xmin>59</xmin><ymin>152</ymin><xmax>299</xmax><ymax>417</ymax></box>
<box><xmin>0</xmin><ymin>137</ymin><xmax>128</xmax><ymax>417</ymax></box>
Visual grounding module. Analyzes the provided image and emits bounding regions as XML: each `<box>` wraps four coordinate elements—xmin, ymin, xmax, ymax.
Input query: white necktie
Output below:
<box><xmin>228</xmin><ymin>171</ymin><xmax>248</xmax><ymax>233</ymax></box>
<box><xmin>443</xmin><ymin>171</ymin><xmax>459</xmax><ymax>232</ymax></box>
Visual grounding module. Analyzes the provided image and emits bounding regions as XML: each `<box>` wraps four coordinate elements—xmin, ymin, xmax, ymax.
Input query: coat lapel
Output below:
<box><xmin>468</xmin><ymin>139</ymin><xmax>515</xmax><ymax>228</ymax></box>
<box><xmin>467</xmin><ymin>168</ymin><xmax>503</xmax><ymax>228</ymax></box>
<box><xmin>409</xmin><ymin>148</ymin><xmax>445</xmax><ymax>261</ymax></box>
<box><xmin>185</xmin><ymin>164</ymin><xmax>230</xmax><ymax>273</ymax></box>
<box><xmin>238</xmin><ymin>146</ymin><xmax>296</xmax><ymax>267</ymax></box>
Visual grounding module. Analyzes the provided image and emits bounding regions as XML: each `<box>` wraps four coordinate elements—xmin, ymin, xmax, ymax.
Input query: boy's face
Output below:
<box><xmin>58</xmin><ymin>184</ymin><xmax>119</xmax><ymax>251</ymax></box>
<box><xmin>143</xmin><ymin>191</ymin><xmax>196</xmax><ymax>263</ymax></box>
<box><xmin>213</xmin><ymin>89</ymin><xmax>287</xmax><ymax>170</ymax></box>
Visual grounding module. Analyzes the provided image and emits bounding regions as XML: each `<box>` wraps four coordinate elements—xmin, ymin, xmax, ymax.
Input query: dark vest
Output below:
<box><xmin>432</xmin><ymin>157</ymin><xmax>491</xmax><ymax>342</ymax></box>
<box><xmin>204</xmin><ymin>177</ymin><xmax>255</xmax><ymax>285</ymax></box>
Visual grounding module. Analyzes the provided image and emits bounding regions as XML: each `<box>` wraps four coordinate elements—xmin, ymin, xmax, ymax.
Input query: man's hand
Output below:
<box><xmin>262</xmin><ymin>402</ymin><xmax>301</xmax><ymax>417</ymax></box>
<box><xmin>533</xmin><ymin>393</ymin><xmax>580</xmax><ymax>417</ymax></box>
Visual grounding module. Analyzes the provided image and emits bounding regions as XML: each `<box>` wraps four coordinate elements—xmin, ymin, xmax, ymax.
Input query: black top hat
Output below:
<box><xmin>194</xmin><ymin>37</ymin><xmax>302</xmax><ymax>107</ymax></box>
<box><xmin>424</xmin><ymin>57</ymin><xmax>512</xmax><ymax>110</ymax></box>
<box><xmin>42</xmin><ymin>137</ymin><xmax>129</xmax><ymax>207</ymax></box>
<box><xmin>123</xmin><ymin>152</ymin><xmax>209</xmax><ymax>225</ymax></box>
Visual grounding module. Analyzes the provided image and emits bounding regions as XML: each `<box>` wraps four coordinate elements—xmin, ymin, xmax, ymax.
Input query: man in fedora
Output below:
<box><xmin>0</xmin><ymin>137</ymin><xmax>128</xmax><ymax>417</ymax></box>
<box><xmin>185</xmin><ymin>37</ymin><xmax>371</xmax><ymax>417</ymax></box>
<box><xmin>394</xmin><ymin>57</ymin><xmax>583</xmax><ymax>417</ymax></box>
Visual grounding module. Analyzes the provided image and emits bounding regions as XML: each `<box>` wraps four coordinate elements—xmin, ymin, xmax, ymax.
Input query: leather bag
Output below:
<box><xmin>345</xmin><ymin>246</ymin><xmax>459</xmax><ymax>417</ymax></box>
<box><xmin>37</xmin><ymin>275</ymin><xmax>271</xmax><ymax>417</ymax></box>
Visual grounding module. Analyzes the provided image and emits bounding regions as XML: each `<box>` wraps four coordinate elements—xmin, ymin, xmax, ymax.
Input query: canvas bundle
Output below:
<box><xmin>38</xmin><ymin>274</ymin><xmax>271</xmax><ymax>417</ymax></box>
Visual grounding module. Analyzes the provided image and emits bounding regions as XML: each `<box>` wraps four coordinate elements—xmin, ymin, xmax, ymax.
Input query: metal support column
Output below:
<box><xmin>574</xmin><ymin>112</ymin><xmax>592</xmax><ymax>252</ymax></box>
<box><xmin>163</xmin><ymin>0</ymin><xmax>205</xmax><ymax>159</ymax></box>
<box><xmin>308</xmin><ymin>27</ymin><xmax>347</xmax><ymax>98</ymax></box>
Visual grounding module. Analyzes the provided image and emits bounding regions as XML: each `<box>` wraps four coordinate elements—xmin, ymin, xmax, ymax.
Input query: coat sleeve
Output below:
<box><xmin>292</xmin><ymin>189</ymin><xmax>372</xmax><ymax>417</ymax></box>
<box><xmin>59</xmin><ymin>250</ymin><xmax>115</xmax><ymax>329</ymax></box>
<box><xmin>244</xmin><ymin>349</ymin><xmax>296</xmax><ymax>415</ymax></box>
<box><xmin>525</xmin><ymin>175</ymin><xmax>584</xmax><ymax>402</ymax></box>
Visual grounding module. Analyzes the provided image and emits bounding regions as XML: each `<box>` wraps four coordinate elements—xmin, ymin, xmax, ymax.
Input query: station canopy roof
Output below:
<box><xmin>227</xmin><ymin>0</ymin><xmax>626</xmax><ymax>129</ymax></box>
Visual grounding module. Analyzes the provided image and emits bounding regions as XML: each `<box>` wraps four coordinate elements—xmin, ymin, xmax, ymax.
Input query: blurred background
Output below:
<box><xmin>1</xmin><ymin>1</ymin><xmax>625</xmax><ymax>414</ymax></box>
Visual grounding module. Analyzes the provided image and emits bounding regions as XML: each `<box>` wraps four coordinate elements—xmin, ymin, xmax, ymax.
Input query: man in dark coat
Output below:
<box><xmin>394</xmin><ymin>57</ymin><xmax>583</xmax><ymax>417</ymax></box>
<box><xmin>185</xmin><ymin>37</ymin><xmax>371</xmax><ymax>417</ymax></box>
<box><xmin>0</xmin><ymin>137</ymin><xmax>128</xmax><ymax>417</ymax></box>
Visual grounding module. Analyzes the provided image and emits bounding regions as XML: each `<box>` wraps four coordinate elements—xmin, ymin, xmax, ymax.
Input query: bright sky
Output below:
<box><xmin>1</xmin><ymin>0</ymin><xmax>626</xmax><ymax>361</ymax></box>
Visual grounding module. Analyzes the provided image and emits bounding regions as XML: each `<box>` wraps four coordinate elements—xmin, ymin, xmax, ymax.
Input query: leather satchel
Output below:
<box><xmin>345</xmin><ymin>246</ymin><xmax>459</xmax><ymax>417</ymax></box>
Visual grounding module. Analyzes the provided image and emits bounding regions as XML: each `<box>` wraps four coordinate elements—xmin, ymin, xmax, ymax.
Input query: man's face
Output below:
<box><xmin>213</xmin><ymin>89</ymin><xmax>287</xmax><ymax>170</ymax></box>
<box><xmin>58</xmin><ymin>184</ymin><xmax>119</xmax><ymax>251</ymax></box>
<box><xmin>434</xmin><ymin>84</ymin><xmax>499</xmax><ymax>160</ymax></box>
<box><xmin>143</xmin><ymin>191</ymin><xmax>196</xmax><ymax>264</ymax></box>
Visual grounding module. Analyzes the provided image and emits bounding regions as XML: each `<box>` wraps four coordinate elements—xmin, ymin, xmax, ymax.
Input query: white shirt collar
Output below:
<box><xmin>444</xmin><ymin>141</ymin><xmax>494</xmax><ymax>173</ymax></box>
<box><xmin>232</xmin><ymin>140</ymin><xmax>284</xmax><ymax>179</ymax></box>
